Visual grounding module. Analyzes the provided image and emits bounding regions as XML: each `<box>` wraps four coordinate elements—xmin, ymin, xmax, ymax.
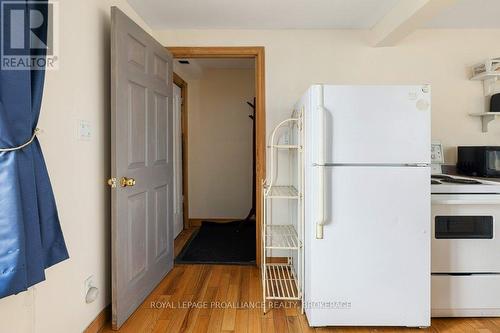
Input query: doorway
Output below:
<box><xmin>167</xmin><ymin>47</ymin><xmax>266</xmax><ymax>266</ymax></box>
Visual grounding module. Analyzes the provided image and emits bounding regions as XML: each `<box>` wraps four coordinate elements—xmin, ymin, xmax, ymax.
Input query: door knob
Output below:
<box><xmin>107</xmin><ymin>177</ymin><xmax>117</xmax><ymax>188</ymax></box>
<box><xmin>120</xmin><ymin>177</ymin><xmax>136</xmax><ymax>187</ymax></box>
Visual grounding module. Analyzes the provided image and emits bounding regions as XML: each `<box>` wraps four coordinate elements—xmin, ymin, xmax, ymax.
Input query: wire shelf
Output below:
<box><xmin>268</xmin><ymin>144</ymin><xmax>301</xmax><ymax>149</ymax></box>
<box><xmin>264</xmin><ymin>264</ymin><xmax>300</xmax><ymax>300</ymax></box>
<box><xmin>265</xmin><ymin>225</ymin><xmax>300</xmax><ymax>249</ymax></box>
<box><xmin>267</xmin><ymin>185</ymin><xmax>299</xmax><ymax>199</ymax></box>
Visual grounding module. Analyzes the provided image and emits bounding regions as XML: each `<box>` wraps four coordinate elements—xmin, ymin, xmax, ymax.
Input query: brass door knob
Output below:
<box><xmin>120</xmin><ymin>177</ymin><xmax>136</xmax><ymax>187</ymax></box>
<box><xmin>107</xmin><ymin>177</ymin><xmax>117</xmax><ymax>188</ymax></box>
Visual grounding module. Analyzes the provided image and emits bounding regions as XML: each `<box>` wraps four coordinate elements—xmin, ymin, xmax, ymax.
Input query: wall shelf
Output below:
<box><xmin>469</xmin><ymin>58</ymin><xmax>500</xmax><ymax>132</ymax></box>
<box><xmin>470</xmin><ymin>72</ymin><xmax>500</xmax><ymax>81</ymax></box>
<box><xmin>469</xmin><ymin>112</ymin><xmax>500</xmax><ymax>133</ymax></box>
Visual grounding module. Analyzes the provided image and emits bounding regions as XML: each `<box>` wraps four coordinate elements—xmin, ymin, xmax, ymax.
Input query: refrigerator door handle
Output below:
<box><xmin>315</xmin><ymin>85</ymin><xmax>326</xmax><ymax>239</ymax></box>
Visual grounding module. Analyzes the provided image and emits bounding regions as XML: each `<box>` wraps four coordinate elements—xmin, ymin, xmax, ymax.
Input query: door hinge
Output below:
<box><xmin>107</xmin><ymin>177</ymin><xmax>117</xmax><ymax>188</ymax></box>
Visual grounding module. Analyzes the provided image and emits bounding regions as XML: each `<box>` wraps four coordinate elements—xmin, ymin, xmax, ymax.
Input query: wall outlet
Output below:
<box><xmin>84</xmin><ymin>275</ymin><xmax>100</xmax><ymax>304</ymax></box>
<box><xmin>78</xmin><ymin>120</ymin><xmax>92</xmax><ymax>141</ymax></box>
<box><xmin>84</xmin><ymin>275</ymin><xmax>94</xmax><ymax>296</ymax></box>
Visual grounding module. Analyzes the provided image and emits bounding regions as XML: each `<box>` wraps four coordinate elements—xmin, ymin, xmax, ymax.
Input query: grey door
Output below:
<box><xmin>110</xmin><ymin>7</ymin><xmax>174</xmax><ymax>329</ymax></box>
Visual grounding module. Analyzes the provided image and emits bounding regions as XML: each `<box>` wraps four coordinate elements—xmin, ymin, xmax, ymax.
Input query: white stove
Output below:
<box><xmin>430</xmin><ymin>173</ymin><xmax>500</xmax><ymax>318</ymax></box>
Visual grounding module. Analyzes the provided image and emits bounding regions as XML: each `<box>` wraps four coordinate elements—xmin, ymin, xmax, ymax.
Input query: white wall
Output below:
<box><xmin>0</xmin><ymin>1</ymin><xmax>153</xmax><ymax>332</ymax></box>
<box><xmin>157</xmin><ymin>29</ymin><xmax>500</xmax><ymax>163</ymax></box>
<box><xmin>186</xmin><ymin>68</ymin><xmax>255</xmax><ymax>219</ymax></box>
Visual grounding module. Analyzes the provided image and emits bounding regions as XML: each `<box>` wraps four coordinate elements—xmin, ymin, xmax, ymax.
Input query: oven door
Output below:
<box><xmin>431</xmin><ymin>194</ymin><xmax>500</xmax><ymax>273</ymax></box>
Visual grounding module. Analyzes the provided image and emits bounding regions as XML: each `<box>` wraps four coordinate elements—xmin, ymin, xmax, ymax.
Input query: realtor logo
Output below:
<box><xmin>1</xmin><ymin>1</ymin><xmax>59</xmax><ymax>70</ymax></box>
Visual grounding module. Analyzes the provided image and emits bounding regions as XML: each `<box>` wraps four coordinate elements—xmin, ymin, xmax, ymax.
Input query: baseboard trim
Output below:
<box><xmin>83</xmin><ymin>305</ymin><xmax>110</xmax><ymax>333</ymax></box>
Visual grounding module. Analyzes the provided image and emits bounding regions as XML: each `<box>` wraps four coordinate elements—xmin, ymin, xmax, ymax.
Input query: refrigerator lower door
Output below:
<box><xmin>304</xmin><ymin>166</ymin><xmax>430</xmax><ymax>327</ymax></box>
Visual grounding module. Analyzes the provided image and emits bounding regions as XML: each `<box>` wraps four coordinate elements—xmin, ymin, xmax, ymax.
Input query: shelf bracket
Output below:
<box><xmin>469</xmin><ymin>113</ymin><xmax>500</xmax><ymax>133</ymax></box>
<box><xmin>481</xmin><ymin>114</ymin><xmax>496</xmax><ymax>133</ymax></box>
<box><xmin>484</xmin><ymin>77</ymin><xmax>499</xmax><ymax>96</ymax></box>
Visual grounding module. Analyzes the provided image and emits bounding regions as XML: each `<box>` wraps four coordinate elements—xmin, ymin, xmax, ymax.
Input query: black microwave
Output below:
<box><xmin>457</xmin><ymin>146</ymin><xmax>500</xmax><ymax>177</ymax></box>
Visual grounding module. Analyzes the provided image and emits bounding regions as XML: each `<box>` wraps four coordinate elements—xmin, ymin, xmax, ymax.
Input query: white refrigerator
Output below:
<box><xmin>297</xmin><ymin>85</ymin><xmax>431</xmax><ymax>327</ymax></box>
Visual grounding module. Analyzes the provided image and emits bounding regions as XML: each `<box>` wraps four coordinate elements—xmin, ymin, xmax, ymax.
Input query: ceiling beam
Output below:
<box><xmin>370</xmin><ymin>0</ymin><xmax>457</xmax><ymax>47</ymax></box>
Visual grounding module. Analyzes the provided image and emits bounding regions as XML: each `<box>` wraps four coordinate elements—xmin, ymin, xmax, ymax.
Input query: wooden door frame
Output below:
<box><xmin>166</xmin><ymin>46</ymin><xmax>266</xmax><ymax>266</ymax></box>
<box><xmin>173</xmin><ymin>72</ymin><xmax>189</xmax><ymax>231</ymax></box>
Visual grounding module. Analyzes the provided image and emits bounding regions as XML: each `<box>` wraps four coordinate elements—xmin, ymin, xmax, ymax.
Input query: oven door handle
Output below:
<box><xmin>432</xmin><ymin>194</ymin><xmax>500</xmax><ymax>205</ymax></box>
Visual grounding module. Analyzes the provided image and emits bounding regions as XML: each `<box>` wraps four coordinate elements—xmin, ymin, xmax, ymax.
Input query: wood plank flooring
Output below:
<box><xmin>99</xmin><ymin>228</ymin><xmax>500</xmax><ymax>333</ymax></box>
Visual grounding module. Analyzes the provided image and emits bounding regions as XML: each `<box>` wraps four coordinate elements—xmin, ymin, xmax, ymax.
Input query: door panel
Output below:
<box><xmin>153</xmin><ymin>92</ymin><xmax>168</xmax><ymax>165</ymax></box>
<box><xmin>128</xmin><ymin>81</ymin><xmax>147</xmax><ymax>168</ymax></box>
<box><xmin>154</xmin><ymin>184</ymin><xmax>169</xmax><ymax>259</ymax></box>
<box><xmin>153</xmin><ymin>54</ymin><xmax>169</xmax><ymax>82</ymax></box>
<box><xmin>127</xmin><ymin>191</ymin><xmax>148</xmax><ymax>281</ymax></box>
<box><xmin>111</xmin><ymin>7</ymin><xmax>174</xmax><ymax>329</ymax></box>
<box><xmin>127</xmin><ymin>35</ymin><xmax>147</xmax><ymax>70</ymax></box>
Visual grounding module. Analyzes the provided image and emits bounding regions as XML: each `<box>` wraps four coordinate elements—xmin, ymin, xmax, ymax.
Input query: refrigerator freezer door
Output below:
<box><xmin>304</xmin><ymin>166</ymin><xmax>431</xmax><ymax>327</ymax></box>
<box><xmin>311</xmin><ymin>85</ymin><xmax>431</xmax><ymax>165</ymax></box>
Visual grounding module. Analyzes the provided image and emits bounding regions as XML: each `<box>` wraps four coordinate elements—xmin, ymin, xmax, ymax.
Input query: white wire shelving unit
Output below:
<box><xmin>262</xmin><ymin>108</ymin><xmax>304</xmax><ymax>313</ymax></box>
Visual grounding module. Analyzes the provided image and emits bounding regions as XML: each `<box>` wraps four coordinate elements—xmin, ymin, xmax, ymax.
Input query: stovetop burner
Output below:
<box><xmin>431</xmin><ymin>175</ymin><xmax>482</xmax><ymax>185</ymax></box>
<box><xmin>431</xmin><ymin>174</ymin><xmax>500</xmax><ymax>194</ymax></box>
<box><xmin>443</xmin><ymin>178</ymin><xmax>482</xmax><ymax>184</ymax></box>
<box><xmin>431</xmin><ymin>175</ymin><xmax>451</xmax><ymax>180</ymax></box>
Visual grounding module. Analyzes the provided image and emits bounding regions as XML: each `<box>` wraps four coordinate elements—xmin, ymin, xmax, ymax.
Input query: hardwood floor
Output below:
<box><xmin>99</xmin><ymin>228</ymin><xmax>500</xmax><ymax>333</ymax></box>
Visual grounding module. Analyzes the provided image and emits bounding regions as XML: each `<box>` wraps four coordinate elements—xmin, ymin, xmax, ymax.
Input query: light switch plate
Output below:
<box><xmin>78</xmin><ymin>120</ymin><xmax>92</xmax><ymax>140</ymax></box>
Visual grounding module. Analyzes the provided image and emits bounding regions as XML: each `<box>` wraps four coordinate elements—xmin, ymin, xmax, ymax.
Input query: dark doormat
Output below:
<box><xmin>175</xmin><ymin>220</ymin><xmax>256</xmax><ymax>265</ymax></box>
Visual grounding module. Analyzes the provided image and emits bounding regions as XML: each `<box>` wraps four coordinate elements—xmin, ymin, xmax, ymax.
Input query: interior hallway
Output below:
<box><xmin>98</xmin><ymin>229</ymin><xmax>500</xmax><ymax>333</ymax></box>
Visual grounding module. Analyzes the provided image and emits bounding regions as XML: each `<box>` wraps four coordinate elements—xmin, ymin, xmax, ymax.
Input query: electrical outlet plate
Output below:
<box><xmin>84</xmin><ymin>275</ymin><xmax>94</xmax><ymax>296</ymax></box>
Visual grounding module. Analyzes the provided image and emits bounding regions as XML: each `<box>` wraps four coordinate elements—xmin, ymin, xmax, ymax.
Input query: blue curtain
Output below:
<box><xmin>0</xmin><ymin>0</ymin><xmax>68</xmax><ymax>298</ymax></box>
